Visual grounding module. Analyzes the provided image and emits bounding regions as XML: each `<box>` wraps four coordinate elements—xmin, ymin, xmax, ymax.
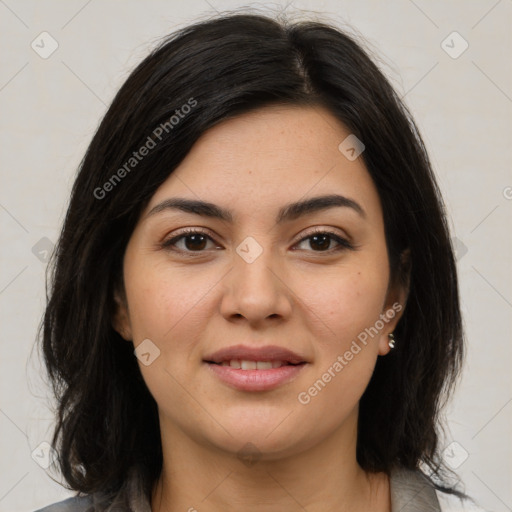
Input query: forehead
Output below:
<box><xmin>143</xmin><ymin>105</ymin><xmax>382</xmax><ymax>223</ymax></box>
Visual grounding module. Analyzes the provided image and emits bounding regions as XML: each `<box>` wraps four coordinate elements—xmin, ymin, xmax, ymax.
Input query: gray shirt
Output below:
<box><xmin>33</xmin><ymin>466</ymin><xmax>478</xmax><ymax>512</ymax></box>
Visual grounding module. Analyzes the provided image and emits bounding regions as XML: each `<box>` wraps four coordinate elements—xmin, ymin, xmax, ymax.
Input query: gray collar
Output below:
<box><xmin>390</xmin><ymin>467</ymin><xmax>441</xmax><ymax>511</ymax></box>
<box><xmin>88</xmin><ymin>465</ymin><xmax>441</xmax><ymax>511</ymax></box>
<box><xmin>123</xmin><ymin>468</ymin><xmax>441</xmax><ymax>512</ymax></box>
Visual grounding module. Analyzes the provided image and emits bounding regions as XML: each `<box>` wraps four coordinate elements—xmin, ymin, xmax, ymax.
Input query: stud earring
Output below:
<box><xmin>388</xmin><ymin>333</ymin><xmax>396</xmax><ymax>349</ymax></box>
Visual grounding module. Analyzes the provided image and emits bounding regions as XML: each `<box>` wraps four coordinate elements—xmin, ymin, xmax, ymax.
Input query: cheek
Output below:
<box><xmin>124</xmin><ymin>261</ymin><xmax>217</xmax><ymax>410</ymax></box>
<box><xmin>294</xmin><ymin>262</ymin><xmax>389</xmax><ymax>348</ymax></box>
<box><xmin>125</xmin><ymin>259</ymin><xmax>217</xmax><ymax>343</ymax></box>
<box><xmin>293</xmin><ymin>269</ymin><xmax>386</xmax><ymax>425</ymax></box>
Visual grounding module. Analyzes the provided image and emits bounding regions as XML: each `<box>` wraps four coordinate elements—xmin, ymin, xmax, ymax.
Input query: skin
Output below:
<box><xmin>114</xmin><ymin>104</ymin><xmax>409</xmax><ymax>512</ymax></box>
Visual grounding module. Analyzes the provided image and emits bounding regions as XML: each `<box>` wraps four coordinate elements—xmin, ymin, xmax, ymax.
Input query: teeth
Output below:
<box><xmin>256</xmin><ymin>361</ymin><xmax>273</xmax><ymax>370</ymax></box>
<box><xmin>241</xmin><ymin>360</ymin><xmax>257</xmax><ymax>370</ymax></box>
<box><xmin>219</xmin><ymin>360</ymin><xmax>286</xmax><ymax>369</ymax></box>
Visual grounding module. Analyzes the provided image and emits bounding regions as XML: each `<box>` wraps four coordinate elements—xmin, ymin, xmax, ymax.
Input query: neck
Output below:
<box><xmin>151</xmin><ymin>408</ymin><xmax>390</xmax><ymax>512</ymax></box>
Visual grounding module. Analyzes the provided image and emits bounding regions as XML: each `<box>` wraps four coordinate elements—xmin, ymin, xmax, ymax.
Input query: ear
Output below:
<box><xmin>112</xmin><ymin>284</ymin><xmax>133</xmax><ymax>341</ymax></box>
<box><xmin>378</xmin><ymin>248</ymin><xmax>411</xmax><ymax>356</ymax></box>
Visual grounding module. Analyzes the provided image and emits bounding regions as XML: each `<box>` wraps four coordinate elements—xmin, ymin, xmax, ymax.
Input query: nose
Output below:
<box><xmin>219</xmin><ymin>241</ymin><xmax>293</xmax><ymax>326</ymax></box>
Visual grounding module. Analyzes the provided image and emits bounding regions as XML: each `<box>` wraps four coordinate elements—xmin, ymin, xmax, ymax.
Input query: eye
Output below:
<box><xmin>293</xmin><ymin>228</ymin><xmax>354</xmax><ymax>253</ymax></box>
<box><xmin>161</xmin><ymin>227</ymin><xmax>354</xmax><ymax>255</ymax></box>
<box><xmin>161</xmin><ymin>228</ymin><xmax>220</xmax><ymax>254</ymax></box>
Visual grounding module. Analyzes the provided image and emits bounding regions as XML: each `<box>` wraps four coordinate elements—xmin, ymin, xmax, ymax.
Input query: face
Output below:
<box><xmin>114</xmin><ymin>105</ymin><xmax>408</xmax><ymax>460</ymax></box>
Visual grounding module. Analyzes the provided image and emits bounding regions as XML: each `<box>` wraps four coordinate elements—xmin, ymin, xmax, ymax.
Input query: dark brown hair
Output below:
<box><xmin>39</xmin><ymin>10</ymin><xmax>465</xmax><ymax>501</ymax></box>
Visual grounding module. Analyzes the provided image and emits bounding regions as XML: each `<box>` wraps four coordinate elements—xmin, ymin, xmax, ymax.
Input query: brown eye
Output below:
<box><xmin>161</xmin><ymin>229</ymin><xmax>219</xmax><ymax>254</ymax></box>
<box><xmin>180</xmin><ymin>233</ymin><xmax>208</xmax><ymax>251</ymax></box>
<box><xmin>294</xmin><ymin>230</ymin><xmax>354</xmax><ymax>252</ymax></box>
<box><xmin>308</xmin><ymin>233</ymin><xmax>332</xmax><ymax>251</ymax></box>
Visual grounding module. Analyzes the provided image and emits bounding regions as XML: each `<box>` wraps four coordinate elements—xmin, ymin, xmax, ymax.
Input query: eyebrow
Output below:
<box><xmin>145</xmin><ymin>194</ymin><xmax>366</xmax><ymax>223</ymax></box>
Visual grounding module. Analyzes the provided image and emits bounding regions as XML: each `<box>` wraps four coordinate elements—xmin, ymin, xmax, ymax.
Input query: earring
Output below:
<box><xmin>388</xmin><ymin>333</ymin><xmax>396</xmax><ymax>349</ymax></box>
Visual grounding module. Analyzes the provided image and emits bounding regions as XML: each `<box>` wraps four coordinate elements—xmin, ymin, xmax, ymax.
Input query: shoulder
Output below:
<box><xmin>436</xmin><ymin>490</ymin><xmax>488</xmax><ymax>512</ymax></box>
<box><xmin>390</xmin><ymin>467</ymin><xmax>487</xmax><ymax>512</ymax></box>
<box><xmin>33</xmin><ymin>495</ymin><xmax>94</xmax><ymax>512</ymax></box>
<box><xmin>390</xmin><ymin>466</ymin><xmax>441</xmax><ymax>510</ymax></box>
<box><xmin>33</xmin><ymin>466</ymin><xmax>151</xmax><ymax>512</ymax></box>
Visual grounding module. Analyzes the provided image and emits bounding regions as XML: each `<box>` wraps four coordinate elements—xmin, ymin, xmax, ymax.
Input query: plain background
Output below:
<box><xmin>0</xmin><ymin>1</ymin><xmax>510</xmax><ymax>511</ymax></box>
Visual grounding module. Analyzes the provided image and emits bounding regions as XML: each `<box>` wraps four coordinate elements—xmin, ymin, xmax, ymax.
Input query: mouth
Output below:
<box><xmin>205</xmin><ymin>359</ymin><xmax>305</xmax><ymax>369</ymax></box>
<box><xmin>204</xmin><ymin>361</ymin><xmax>307</xmax><ymax>391</ymax></box>
<box><xmin>203</xmin><ymin>344</ymin><xmax>308</xmax><ymax>391</ymax></box>
<box><xmin>203</xmin><ymin>344</ymin><xmax>308</xmax><ymax>366</ymax></box>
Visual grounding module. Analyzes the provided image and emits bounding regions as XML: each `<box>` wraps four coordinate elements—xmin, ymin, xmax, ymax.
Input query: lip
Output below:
<box><xmin>203</xmin><ymin>344</ymin><xmax>308</xmax><ymax>392</ymax></box>
<box><xmin>203</xmin><ymin>344</ymin><xmax>307</xmax><ymax>365</ymax></box>
<box><xmin>205</xmin><ymin>362</ymin><xmax>307</xmax><ymax>391</ymax></box>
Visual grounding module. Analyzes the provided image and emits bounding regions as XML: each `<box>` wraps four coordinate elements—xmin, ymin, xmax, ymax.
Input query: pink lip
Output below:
<box><xmin>203</xmin><ymin>344</ymin><xmax>307</xmax><ymax>364</ymax></box>
<box><xmin>205</xmin><ymin>362</ymin><xmax>307</xmax><ymax>391</ymax></box>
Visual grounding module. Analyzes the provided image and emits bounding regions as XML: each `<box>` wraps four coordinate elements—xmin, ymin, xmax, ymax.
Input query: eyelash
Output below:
<box><xmin>160</xmin><ymin>227</ymin><xmax>355</xmax><ymax>256</ymax></box>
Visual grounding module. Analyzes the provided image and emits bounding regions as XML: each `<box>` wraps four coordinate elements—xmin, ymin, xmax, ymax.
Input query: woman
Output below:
<box><xmin>35</xmin><ymin>11</ymin><xmax>485</xmax><ymax>512</ymax></box>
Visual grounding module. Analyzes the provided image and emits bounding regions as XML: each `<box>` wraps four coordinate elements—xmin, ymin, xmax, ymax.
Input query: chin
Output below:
<box><xmin>205</xmin><ymin>417</ymin><xmax>310</xmax><ymax>459</ymax></box>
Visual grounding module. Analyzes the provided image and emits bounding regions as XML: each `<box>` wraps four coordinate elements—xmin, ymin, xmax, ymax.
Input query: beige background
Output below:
<box><xmin>1</xmin><ymin>1</ymin><xmax>511</xmax><ymax>511</ymax></box>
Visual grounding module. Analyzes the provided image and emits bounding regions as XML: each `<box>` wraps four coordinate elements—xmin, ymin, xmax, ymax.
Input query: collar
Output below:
<box><xmin>390</xmin><ymin>467</ymin><xmax>441</xmax><ymax>511</ymax></box>
<box><xmin>100</xmin><ymin>465</ymin><xmax>441</xmax><ymax>511</ymax></box>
